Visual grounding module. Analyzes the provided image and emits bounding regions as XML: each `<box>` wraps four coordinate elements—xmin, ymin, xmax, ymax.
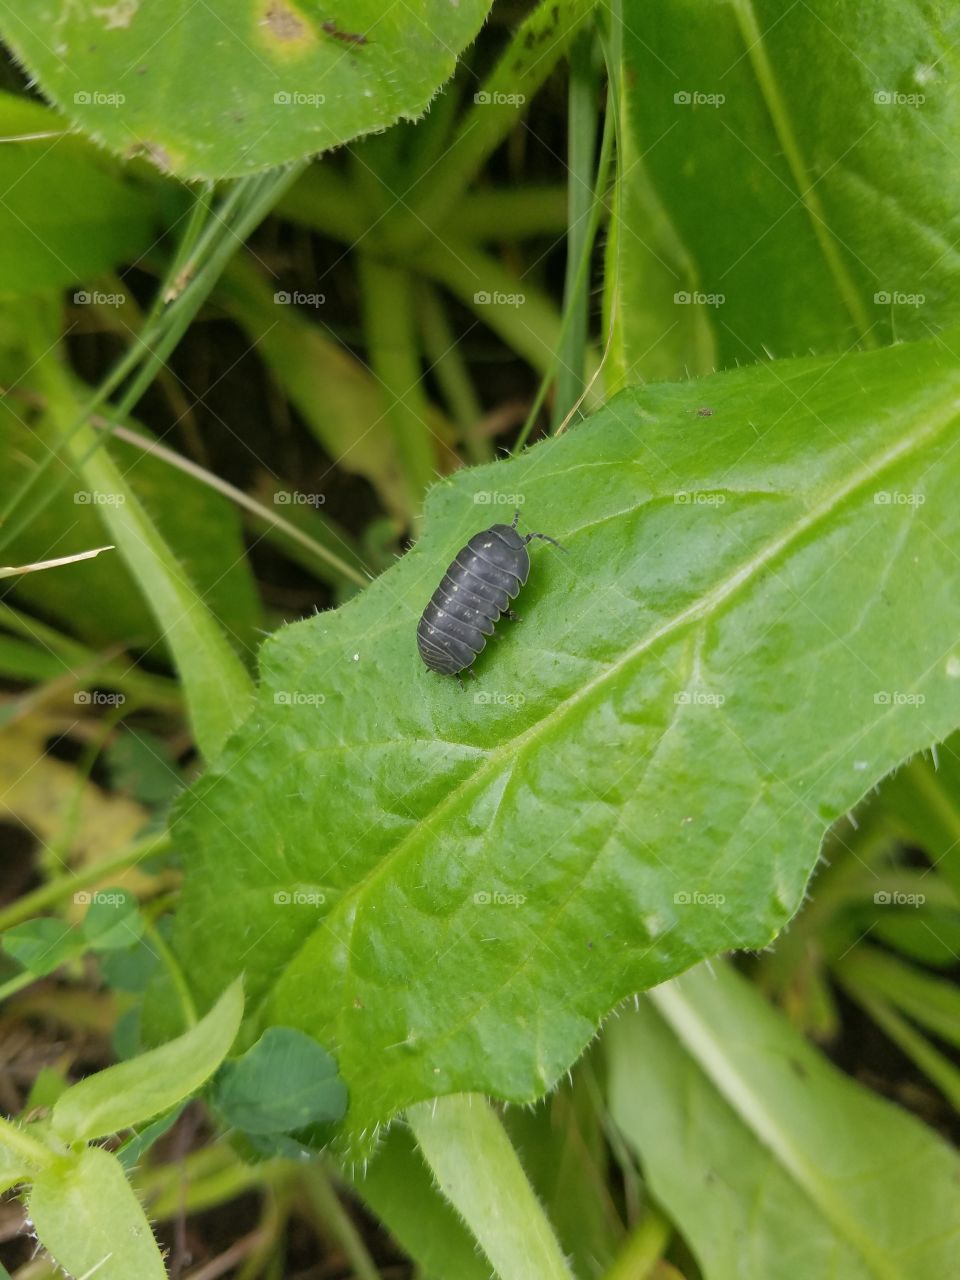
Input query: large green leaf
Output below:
<box><xmin>609</xmin><ymin>0</ymin><xmax>960</xmax><ymax>381</ymax></box>
<box><xmin>162</xmin><ymin>331</ymin><xmax>960</xmax><ymax>1149</ymax></box>
<box><xmin>0</xmin><ymin>1</ymin><xmax>490</xmax><ymax>180</ymax></box>
<box><xmin>607</xmin><ymin>961</ymin><xmax>960</xmax><ymax>1279</ymax></box>
<box><xmin>0</xmin><ymin>93</ymin><xmax>165</xmax><ymax>294</ymax></box>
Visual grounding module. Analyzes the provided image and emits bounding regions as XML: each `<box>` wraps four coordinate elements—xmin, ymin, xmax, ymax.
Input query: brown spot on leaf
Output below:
<box><xmin>265</xmin><ymin>1</ymin><xmax>304</xmax><ymax>40</ymax></box>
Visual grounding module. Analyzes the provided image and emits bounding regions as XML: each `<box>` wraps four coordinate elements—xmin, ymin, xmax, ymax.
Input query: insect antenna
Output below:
<box><xmin>511</xmin><ymin>508</ymin><xmax>520</xmax><ymax>529</ymax></box>
<box><xmin>523</xmin><ymin>531</ymin><xmax>567</xmax><ymax>552</ymax></box>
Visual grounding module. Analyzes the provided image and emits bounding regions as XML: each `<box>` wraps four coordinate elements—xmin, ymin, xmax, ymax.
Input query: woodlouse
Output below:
<box><xmin>417</xmin><ymin>509</ymin><xmax>565</xmax><ymax>680</ymax></box>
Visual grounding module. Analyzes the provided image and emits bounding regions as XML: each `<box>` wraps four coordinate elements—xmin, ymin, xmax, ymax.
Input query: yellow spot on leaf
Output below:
<box><xmin>259</xmin><ymin>0</ymin><xmax>316</xmax><ymax>53</ymax></box>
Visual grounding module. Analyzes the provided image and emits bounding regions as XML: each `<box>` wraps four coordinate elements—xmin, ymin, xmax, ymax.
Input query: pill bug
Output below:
<box><xmin>417</xmin><ymin>509</ymin><xmax>565</xmax><ymax>681</ymax></box>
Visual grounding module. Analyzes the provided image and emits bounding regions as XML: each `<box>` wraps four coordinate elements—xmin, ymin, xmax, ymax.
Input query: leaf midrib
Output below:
<box><xmin>277</xmin><ymin>384</ymin><xmax>960</xmax><ymax>1041</ymax></box>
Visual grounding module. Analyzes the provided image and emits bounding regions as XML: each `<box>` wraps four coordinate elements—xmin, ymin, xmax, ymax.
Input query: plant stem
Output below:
<box><xmin>0</xmin><ymin>831</ymin><xmax>171</xmax><ymax>933</ymax></box>
<box><xmin>304</xmin><ymin>1165</ymin><xmax>383</xmax><ymax>1280</ymax></box>
<box><xmin>602</xmin><ymin>1207</ymin><xmax>671</xmax><ymax>1280</ymax></box>
<box><xmin>142</xmin><ymin>916</ymin><xmax>198</xmax><ymax>1031</ymax></box>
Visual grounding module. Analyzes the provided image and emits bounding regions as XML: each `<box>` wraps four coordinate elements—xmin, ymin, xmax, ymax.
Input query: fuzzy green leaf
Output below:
<box><xmin>28</xmin><ymin>1145</ymin><xmax>166</xmax><ymax>1280</ymax></box>
<box><xmin>0</xmin><ymin>1</ymin><xmax>491</xmax><ymax>180</ymax></box>
<box><xmin>52</xmin><ymin>977</ymin><xmax>243</xmax><ymax>1143</ymax></box>
<box><xmin>163</xmin><ymin>331</ymin><xmax>960</xmax><ymax>1148</ymax></box>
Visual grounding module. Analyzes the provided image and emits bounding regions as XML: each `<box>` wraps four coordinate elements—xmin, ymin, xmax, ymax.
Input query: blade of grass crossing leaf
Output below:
<box><xmin>553</xmin><ymin>29</ymin><xmax>601</xmax><ymax>430</ymax></box>
<box><xmin>358</xmin><ymin>256</ymin><xmax>438</xmax><ymax>521</ymax></box>
<box><xmin>514</xmin><ymin>93</ymin><xmax>614</xmax><ymax>452</ymax></box>
<box><xmin>29</xmin><ymin>349</ymin><xmax>253</xmax><ymax>759</ymax></box>
<box><xmin>408</xmin><ymin>1094</ymin><xmax>575</xmax><ymax>1280</ymax></box>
